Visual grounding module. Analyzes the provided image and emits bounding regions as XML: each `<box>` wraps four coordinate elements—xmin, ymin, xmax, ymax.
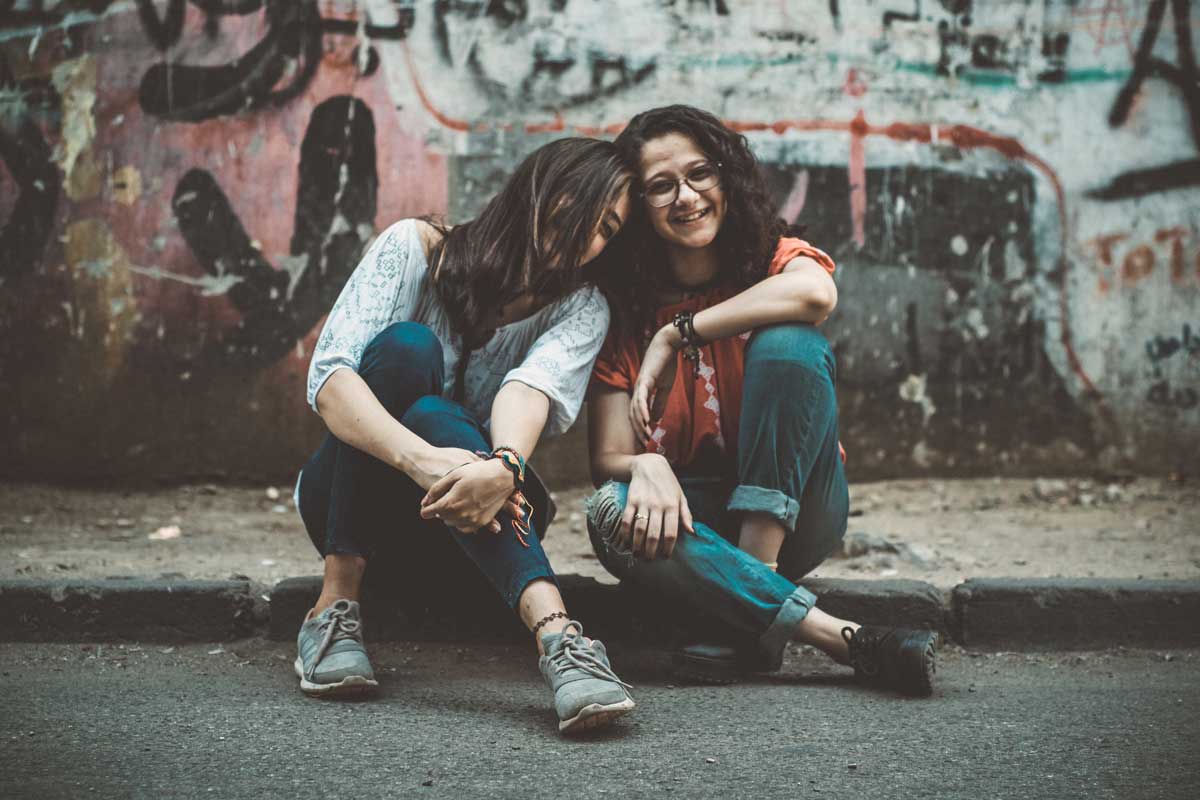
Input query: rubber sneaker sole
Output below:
<box><xmin>671</xmin><ymin>650</ymin><xmax>740</xmax><ymax>685</ymax></box>
<box><xmin>293</xmin><ymin>657</ymin><xmax>379</xmax><ymax>698</ymax></box>
<box><xmin>905</xmin><ymin>631</ymin><xmax>938</xmax><ymax>697</ymax></box>
<box><xmin>558</xmin><ymin>697</ymin><xmax>636</xmax><ymax>734</ymax></box>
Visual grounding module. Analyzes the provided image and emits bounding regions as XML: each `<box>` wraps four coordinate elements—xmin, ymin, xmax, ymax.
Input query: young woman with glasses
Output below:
<box><xmin>293</xmin><ymin>137</ymin><xmax>637</xmax><ymax>734</ymax></box>
<box><xmin>585</xmin><ymin>105</ymin><xmax>940</xmax><ymax>694</ymax></box>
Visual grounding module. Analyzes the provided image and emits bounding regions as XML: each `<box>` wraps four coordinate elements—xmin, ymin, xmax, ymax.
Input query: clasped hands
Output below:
<box><xmin>416</xmin><ymin>447</ymin><xmax>528</xmax><ymax>535</ymax></box>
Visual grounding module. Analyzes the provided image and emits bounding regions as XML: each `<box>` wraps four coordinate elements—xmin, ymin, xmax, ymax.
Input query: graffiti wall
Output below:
<box><xmin>1</xmin><ymin>0</ymin><xmax>1196</xmax><ymax>483</ymax></box>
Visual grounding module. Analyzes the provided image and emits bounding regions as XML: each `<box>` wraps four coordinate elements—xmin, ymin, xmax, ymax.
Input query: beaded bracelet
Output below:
<box><xmin>530</xmin><ymin>610</ymin><xmax>568</xmax><ymax>636</ymax></box>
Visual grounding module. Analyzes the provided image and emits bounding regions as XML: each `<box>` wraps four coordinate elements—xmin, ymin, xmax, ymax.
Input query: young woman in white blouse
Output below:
<box><xmin>293</xmin><ymin>138</ymin><xmax>636</xmax><ymax>734</ymax></box>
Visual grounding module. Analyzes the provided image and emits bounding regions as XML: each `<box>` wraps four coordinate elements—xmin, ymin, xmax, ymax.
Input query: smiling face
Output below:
<box><xmin>638</xmin><ymin>131</ymin><xmax>727</xmax><ymax>253</ymax></box>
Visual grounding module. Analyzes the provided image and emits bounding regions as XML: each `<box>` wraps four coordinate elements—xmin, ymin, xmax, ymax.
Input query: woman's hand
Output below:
<box><xmin>630</xmin><ymin>324</ymin><xmax>681</xmax><ymax>447</ymax></box>
<box><xmin>411</xmin><ymin>446</ymin><xmax>484</xmax><ymax>492</ymax></box>
<box><xmin>619</xmin><ymin>453</ymin><xmax>695</xmax><ymax>560</ymax></box>
<box><xmin>419</xmin><ymin>458</ymin><xmax>522</xmax><ymax>535</ymax></box>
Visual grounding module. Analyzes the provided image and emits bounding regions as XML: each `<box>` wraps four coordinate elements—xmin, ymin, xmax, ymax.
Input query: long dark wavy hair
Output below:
<box><xmin>607</xmin><ymin>105</ymin><xmax>792</xmax><ymax>341</ymax></box>
<box><xmin>428</xmin><ymin>137</ymin><xmax>632</xmax><ymax>339</ymax></box>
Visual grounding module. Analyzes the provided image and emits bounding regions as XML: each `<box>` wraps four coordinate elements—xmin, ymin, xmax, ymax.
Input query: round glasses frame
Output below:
<box><xmin>641</xmin><ymin>162</ymin><xmax>723</xmax><ymax>208</ymax></box>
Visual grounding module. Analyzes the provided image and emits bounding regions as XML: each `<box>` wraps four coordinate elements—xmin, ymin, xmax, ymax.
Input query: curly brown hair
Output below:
<box><xmin>603</xmin><ymin>105</ymin><xmax>793</xmax><ymax>341</ymax></box>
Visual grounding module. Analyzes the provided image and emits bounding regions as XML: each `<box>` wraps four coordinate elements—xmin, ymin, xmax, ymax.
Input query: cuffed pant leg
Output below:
<box><xmin>585</xmin><ymin>480</ymin><xmax>815</xmax><ymax>668</ymax></box>
<box><xmin>731</xmin><ymin>322</ymin><xmax>848</xmax><ymax>580</ymax></box>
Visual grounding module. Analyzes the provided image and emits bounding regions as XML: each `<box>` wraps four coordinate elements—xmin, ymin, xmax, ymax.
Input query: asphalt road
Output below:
<box><xmin>3</xmin><ymin>640</ymin><xmax>1197</xmax><ymax>799</ymax></box>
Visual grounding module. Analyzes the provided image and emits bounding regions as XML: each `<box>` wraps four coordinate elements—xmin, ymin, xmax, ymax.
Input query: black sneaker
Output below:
<box><xmin>672</xmin><ymin>642</ymin><xmax>741</xmax><ymax>685</ymax></box>
<box><xmin>842</xmin><ymin>625</ymin><xmax>938</xmax><ymax>697</ymax></box>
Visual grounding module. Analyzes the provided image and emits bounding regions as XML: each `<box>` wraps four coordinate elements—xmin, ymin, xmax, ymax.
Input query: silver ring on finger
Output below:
<box><xmin>633</xmin><ymin>513</ymin><xmax>648</xmax><ymax>522</ymax></box>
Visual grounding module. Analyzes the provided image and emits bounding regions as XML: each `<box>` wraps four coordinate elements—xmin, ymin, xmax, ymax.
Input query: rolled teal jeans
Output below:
<box><xmin>585</xmin><ymin>323</ymin><xmax>848</xmax><ymax>667</ymax></box>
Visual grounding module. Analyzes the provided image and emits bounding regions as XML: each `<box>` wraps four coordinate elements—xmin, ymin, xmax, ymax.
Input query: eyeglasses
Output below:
<box><xmin>641</xmin><ymin>162</ymin><xmax>722</xmax><ymax>208</ymax></box>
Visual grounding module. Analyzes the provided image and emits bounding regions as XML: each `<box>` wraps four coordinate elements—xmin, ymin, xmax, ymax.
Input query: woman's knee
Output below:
<box><xmin>399</xmin><ymin>394</ymin><xmax>468</xmax><ymax>438</ymax></box>
<box><xmin>745</xmin><ymin>323</ymin><xmax>834</xmax><ymax>377</ymax></box>
<box><xmin>585</xmin><ymin>481</ymin><xmax>629</xmax><ymax>540</ymax></box>
<box><xmin>362</xmin><ymin>322</ymin><xmax>444</xmax><ymax>380</ymax></box>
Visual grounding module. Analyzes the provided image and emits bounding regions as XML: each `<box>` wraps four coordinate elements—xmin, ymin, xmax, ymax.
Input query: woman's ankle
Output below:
<box><xmin>309</xmin><ymin>592</ymin><xmax>356</xmax><ymax>618</ymax></box>
<box><xmin>311</xmin><ymin>554</ymin><xmax>367</xmax><ymax>617</ymax></box>
<box><xmin>518</xmin><ymin>579</ymin><xmax>571</xmax><ymax>655</ymax></box>
<box><xmin>795</xmin><ymin>607</ymin><xmax>857</xmax><ymax>665</ymax></box>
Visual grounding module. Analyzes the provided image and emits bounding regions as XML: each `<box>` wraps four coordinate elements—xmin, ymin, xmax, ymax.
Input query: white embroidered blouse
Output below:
<box><xmin>306</xmin><ymin>218</ymin><xmax>610</xmax><ymax>437</ymax></box>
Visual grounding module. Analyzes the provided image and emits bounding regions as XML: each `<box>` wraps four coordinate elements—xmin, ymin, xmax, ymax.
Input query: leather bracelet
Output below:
<box><xmin>672</xmin><ymin>311</ymin><xmax>703</xmax><ymax>376</ymax></box>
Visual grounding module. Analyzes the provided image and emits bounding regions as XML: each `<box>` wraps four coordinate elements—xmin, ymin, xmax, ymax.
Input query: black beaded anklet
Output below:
<box><xmin>531</xmin><ymin>611</ymin><xmax>569</xmax><ymax>636</ymax></box>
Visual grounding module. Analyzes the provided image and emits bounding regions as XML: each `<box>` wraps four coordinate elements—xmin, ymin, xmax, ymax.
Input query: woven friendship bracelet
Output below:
<box><xmin>477</xmin><ymin>446</ymin><xmax>533</xmax><ymax>548</ymax></box>
<box><xmin>491</xmin><ymin>446</ymin><xmax>526</xmax><ymax>487</ymax></box>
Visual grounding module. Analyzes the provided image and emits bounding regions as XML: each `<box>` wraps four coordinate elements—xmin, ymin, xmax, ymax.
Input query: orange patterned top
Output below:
<box><xmin>590</xmin><ymin>238</ymin><xmax>842</xmax><ymax>471</ymax></box>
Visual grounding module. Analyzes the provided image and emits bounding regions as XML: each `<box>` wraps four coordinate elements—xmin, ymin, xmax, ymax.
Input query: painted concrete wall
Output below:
<box><xmin>1</xmin><ymin>0</ymin><xmax>1197</xmax><ymax>486</ymax></box>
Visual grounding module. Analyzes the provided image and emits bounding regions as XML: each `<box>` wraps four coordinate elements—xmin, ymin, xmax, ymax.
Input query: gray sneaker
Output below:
<box><xmin>294</xmin><ymin>599</ymin><xmax>378</xmax><ymax>697</ymax></box>
<box><xmin>539</xmin><ymin>621</ymin><xmax>634</xmax><ymax>733</ymax></box>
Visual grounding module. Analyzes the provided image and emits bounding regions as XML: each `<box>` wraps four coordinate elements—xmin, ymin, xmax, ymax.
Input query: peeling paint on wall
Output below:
<box><xmin>62</xmin><ymin>218</ymin><xmax>137</xmax><ymax>382</ymax></box>
<box><xmin>50</xmin><ymin>54</ymin><xmax>100</xmax><ymax>201</ymax></box>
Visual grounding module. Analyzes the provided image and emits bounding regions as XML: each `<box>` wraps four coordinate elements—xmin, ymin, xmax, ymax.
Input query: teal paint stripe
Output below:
<box><xmin>677</xmin><ymin>53</ymin><xmax>1130</xmax><ymax>86</ymax></box>
<box><xmin>896</xmin><ymin>61</ymin><xmax>1132</xmax><ymax>86</ymax></box>
<box><xmin>678</xmin><ymin>52</ymin><xmax>808</xmax><ymax>69</ymax></box>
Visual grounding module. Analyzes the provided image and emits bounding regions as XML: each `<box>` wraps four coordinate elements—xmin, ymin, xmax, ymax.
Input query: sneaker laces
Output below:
<box><xmin>308</xmin><ymin>601</ymin><xmax>362</xmax><ymax>681</ymax></box>
<box><xmin>550</xmin><ymin>623</ymin><xmax>632</xmax><ymax>690</ymax></box>
<box><xmin>842</xmin><ymin>625</ymin><xmax>883</xmax><ymax>677</ymax></box>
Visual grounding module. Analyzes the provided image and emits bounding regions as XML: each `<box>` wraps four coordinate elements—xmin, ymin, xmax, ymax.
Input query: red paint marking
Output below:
<box><xmin>525</xmin><ymin>112</ymin><xmax>566</xmax><ymax>134</ymax></box>
<box><xmin>848</xmin><ymin>111</ymin><xmax>867</xmax><ymax>249</ymax></box>
<box><xmin>1087</xmin><ymin>233</ymin><xmax>1131</xmax><ymax>266</ymax></box>
<box><xmin>778</xmin><ymin>169</ymin><xmax>810</xmax><ymax>224</ymax></box>
<box><xmin>843</xmin><ymin>68</ymin><xmax>867</xmax><ymax>97</ymax></box>
<box><xmin>574</xmin><ymin>122</ymin><xmax>626</xmax><ymax>136</ymax></box>
<box><xmin>402</xmin><ymin>42</ymin><xmax>470</xmax><ymax>132</ymax></box>
<box><xmin>1155</xmin><ymin>227</ymin><xmax>1189</xmax><ymax>282</ymax></box>
<box><xmin>1123</xmin><ymin>244</ymin><xmax>1156</xmax><ymax>283</ymax></box>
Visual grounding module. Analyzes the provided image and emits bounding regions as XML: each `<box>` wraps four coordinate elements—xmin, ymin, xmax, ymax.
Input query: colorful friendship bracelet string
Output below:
<box><xmin>491</xmin><ymin>446</ymin><xmax>526</xmax><ymax>485</ymax></box>
<box><xmin>478</xmin><ymin>446</ymin><xmax>533</xmax><ymax>547</ymax></box>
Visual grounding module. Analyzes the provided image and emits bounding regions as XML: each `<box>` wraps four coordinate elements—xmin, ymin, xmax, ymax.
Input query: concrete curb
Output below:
<box><xmin>0</xmin><ymin>579</ymin><xmax>261</xmax><ymax>642</ymax></box>
<box><xmin>803</xmin><ymin>579</ymin><xmax>948</xmax><ymax>633</ymax></box>
<box><xmin>4</xmin><ymin>576</ymin><xmax>1199</xmax><ymax>650</ymax></box>
<box><xmin>266</xmin><ymin>576</ymin><xmax>950</xmax><ymax>643</ymax></box>
<box><xmin>952</xmin><ymin>578</ymin><xmax>1200</xmax><ymax>650</ymax></box>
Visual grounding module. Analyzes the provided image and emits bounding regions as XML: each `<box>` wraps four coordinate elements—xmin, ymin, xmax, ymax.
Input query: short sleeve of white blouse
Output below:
<box><xmin>306</xmin><ymin>218</ymin><xmax>610</xmax><ymax>438</ymax></box>
<box><xmin>501</xmin><ymin>286</ymin><xmax>611</xmax><ymax>436</ymax></box>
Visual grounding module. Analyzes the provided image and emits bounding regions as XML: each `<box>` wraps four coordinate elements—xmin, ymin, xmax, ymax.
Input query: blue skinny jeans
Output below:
<box><xmin>586</xmin><ymin>323</ymin><xmax>849</xmax><ymax>667</ymax></box>
<box><xmin>296</xmin><ymin>322</ymin><xmax>558</xmax><ymax>610</ymax></box>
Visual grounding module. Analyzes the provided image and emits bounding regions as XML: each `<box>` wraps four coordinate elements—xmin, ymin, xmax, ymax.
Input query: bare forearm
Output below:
<box><xmin>692</xmin><ymin>270</ymin><xmax>836</xmax><ymax>343</ymax></box>
<box><xmin>314</xmin><ymin>369</ymin><xmax>431</xmax><ymax>475</ymax></box>
<box><xmin>590</xmin><ymin>449</ymin><xmax>640</xmax><ymax>486</ymax></box>
<box><xmin>489</xmin><ymin>381</ymin><xmax>551</xmax><ymax>459</ymax></box>
<box><xmin>587</xmin><ymin>390</ymin><xmax>652</xmax><ymax>486</ymax></box>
